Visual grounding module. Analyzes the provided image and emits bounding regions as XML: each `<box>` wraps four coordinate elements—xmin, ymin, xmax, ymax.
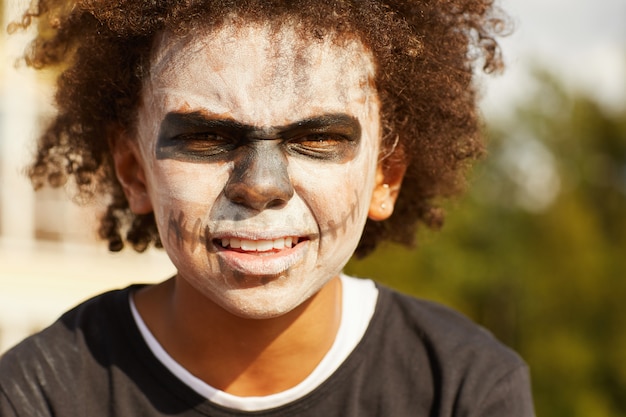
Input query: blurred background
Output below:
<box><xmin>1</xmin><ymin>0</ymin><xmax>625</xmax><ymax>415</ymax></box>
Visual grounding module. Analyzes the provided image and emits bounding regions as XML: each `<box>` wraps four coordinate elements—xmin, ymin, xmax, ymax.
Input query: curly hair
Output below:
<box><xmin>12</xmin><ymin>0</ymin><xmax>508</xmax><ymax>257</ymax></box>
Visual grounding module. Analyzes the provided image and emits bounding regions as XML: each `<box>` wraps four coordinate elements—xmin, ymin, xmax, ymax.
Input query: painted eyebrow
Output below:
<box><xmin>157</xmin><ymin>111</ymin><xmax>362</xmax><ymax>141</ymax></box>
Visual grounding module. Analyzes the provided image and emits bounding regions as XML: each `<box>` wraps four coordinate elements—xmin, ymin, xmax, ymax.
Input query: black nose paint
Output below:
<box><xmin>225</xmin><ymin>140</ymin><xmax>293</xmax><ymax>210</ymax></box>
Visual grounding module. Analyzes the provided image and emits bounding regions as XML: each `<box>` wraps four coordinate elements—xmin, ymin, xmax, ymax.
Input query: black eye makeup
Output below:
<box><xmin>156</xmin><ymin>113</ymin><xmax>242</xmax><ymax>162</ymax></box>
<box><xmin>282</xmin><ymin>114</ymin><xmax>361</xmax><ymax>162</ymax></box>
<box><xmin>156</xmin><ymin>111</ymin><xmax>362</xmax><ymax>163</ymax></box>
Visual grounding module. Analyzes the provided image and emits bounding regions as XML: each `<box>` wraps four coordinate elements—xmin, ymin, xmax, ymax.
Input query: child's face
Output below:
<box><xmin>122</xmin><ymin>22</ymin><xmax>389</xmax><ymax>318</ymax></box>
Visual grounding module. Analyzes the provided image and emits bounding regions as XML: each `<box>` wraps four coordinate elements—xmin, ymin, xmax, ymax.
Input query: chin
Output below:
<box><xmin>216</xmin><ymin>285</ymin><xmax>318</xmax><ymax>320</ymax></box>
<box><xmin>219</xmin><ymin>297</ymin><xmax>303</xmax><ymax>320</ymax></box>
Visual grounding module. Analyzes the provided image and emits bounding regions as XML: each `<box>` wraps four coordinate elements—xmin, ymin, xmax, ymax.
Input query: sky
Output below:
<box><xmin>480</xmin><ymin>0</ymin><xmax>626</xmax><ymax>117</ymax></box>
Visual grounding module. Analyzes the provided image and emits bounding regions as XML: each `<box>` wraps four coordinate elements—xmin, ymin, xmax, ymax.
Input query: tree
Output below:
<box><xmin>347</xmin><ymin>69</ymin><xmax>626</xmax><ymax>416</ymax></box>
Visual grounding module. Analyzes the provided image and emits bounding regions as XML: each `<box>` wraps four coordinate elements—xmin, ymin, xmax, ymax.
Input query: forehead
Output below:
<box><xmin>145</xmin><ymin>20</ymin><xmax>378</xmax><ymax>126</ymax></box>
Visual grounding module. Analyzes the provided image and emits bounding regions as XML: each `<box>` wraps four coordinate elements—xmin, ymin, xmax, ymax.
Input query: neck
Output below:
<box><xmin>135</xmin><ymin>275</ymin><xmax>342</xmax><ymax>396</ymax></box>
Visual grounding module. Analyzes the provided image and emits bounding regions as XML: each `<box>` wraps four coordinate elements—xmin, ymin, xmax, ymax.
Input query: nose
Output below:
<box><xmin>224</xmin><ymin>141</ymin><xmax>294</xmax><ymax>211</ymax></box>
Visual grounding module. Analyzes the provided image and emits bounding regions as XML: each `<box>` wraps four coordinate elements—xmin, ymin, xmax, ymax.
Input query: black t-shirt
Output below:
<box><xmin>0</xmin><ymin>284</ymin><xmax>535</xmax><ymax>416</ymax></box>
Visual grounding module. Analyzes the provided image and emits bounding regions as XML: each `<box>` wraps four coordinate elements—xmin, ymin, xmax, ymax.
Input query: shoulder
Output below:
<box><xmin>366</xmin><ymin>284</ymin><xmax>534</xmax><ymax>416</ymax></box>
<box><xmin>375</xmin><ymin>284</ymin><xmax>523</xmax><ymax>366</ymax></box>
<box><xmin>0</xmin><ymin>286</ymin><xmax>140</xmax><ymax>415</ymax></box>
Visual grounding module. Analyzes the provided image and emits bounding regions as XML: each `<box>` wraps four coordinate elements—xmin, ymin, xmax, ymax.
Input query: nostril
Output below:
<box><xmin>266</xmin><ymin>198</ymin><xmax>288</xmax><ymax>210</ymax></box>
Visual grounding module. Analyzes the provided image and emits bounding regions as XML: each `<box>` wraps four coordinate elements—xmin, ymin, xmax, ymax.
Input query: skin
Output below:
<box><xmin>111</xmin><ymin>19</ymin><xmax>404</xmax><ymax>395</ymax></box>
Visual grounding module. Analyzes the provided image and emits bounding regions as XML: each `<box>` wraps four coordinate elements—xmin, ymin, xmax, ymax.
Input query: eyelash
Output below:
<box><xmin>174</xmin><ymin>133</ymin><xmax>237</xmax><ymax>156</ymax></box>
<box><xmin>286</xmin><ymin>134</ymin><xmax>349</xmax><ymax>158</ymax></box>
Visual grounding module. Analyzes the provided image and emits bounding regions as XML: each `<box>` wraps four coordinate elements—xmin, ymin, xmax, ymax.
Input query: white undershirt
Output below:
<box><xmin>130</xmin><ymin>274</ymin><xmax>378</xmax><ymax>411</ymax></box>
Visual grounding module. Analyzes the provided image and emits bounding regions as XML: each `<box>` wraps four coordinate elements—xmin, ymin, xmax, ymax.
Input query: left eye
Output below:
<box><xmin>298</xmin><ymin>134</ymin><xmax>341</xmax><ymax>146</ymax></box>
<box><xmin>287</xmin><ymin>134</ymin><xmax>348</xmax><ymax>158</ymax></box>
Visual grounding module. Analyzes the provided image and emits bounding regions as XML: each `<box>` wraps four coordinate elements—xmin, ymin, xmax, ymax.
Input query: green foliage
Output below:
<box><xmin>347</xmin><ymin>69</ymin><xmax>626</xmax><ymax>416</ymax></box>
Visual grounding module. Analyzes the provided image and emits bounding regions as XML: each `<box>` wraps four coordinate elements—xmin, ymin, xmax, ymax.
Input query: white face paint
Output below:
<box><xmin>133</xmin><ymin>20</ymin><xmax>381</xmax><ymax>319</ymax></box>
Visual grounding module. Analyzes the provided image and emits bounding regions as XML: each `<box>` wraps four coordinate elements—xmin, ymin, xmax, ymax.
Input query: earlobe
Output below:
<box><xmin>109</xmin><ymin>135</ymin><xmax>153</xmax><ymax>214</ymax></box>
<box><xmin>368</xmin><ymin>162</ymin><xmax>406</xmax><ymax>221</ymax></box>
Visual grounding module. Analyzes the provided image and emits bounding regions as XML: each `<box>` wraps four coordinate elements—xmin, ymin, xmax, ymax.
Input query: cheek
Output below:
<box><xmin>291</xmin><ymin>146</ymin><xmax>378</xmax><ymax>236</ymax></box>
<box><xmin>146</xmin><ymin>161</ymin><xmax>231</xmax><ymax>218</ymax></box>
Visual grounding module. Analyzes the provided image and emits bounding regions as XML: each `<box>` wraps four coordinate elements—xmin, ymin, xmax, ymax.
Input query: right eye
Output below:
<box><xmin>172</xmin><ymin>132</ymin><xmax>238</xmax><ymax>157</ymax></box>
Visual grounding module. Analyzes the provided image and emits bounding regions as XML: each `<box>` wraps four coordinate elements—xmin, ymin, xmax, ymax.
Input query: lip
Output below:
<box><xmin>211</xmin><ymin>230</ymin><xmax>310</xmax><ymax>240</ymax></box>
<box><xmin>215</xmin><ymin>237</ymin><xmax>311</xmax><ymax>277</ymax></box>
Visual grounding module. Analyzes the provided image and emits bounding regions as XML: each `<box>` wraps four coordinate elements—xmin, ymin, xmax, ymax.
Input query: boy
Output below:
<box><xmin>0</xmin><ymin>1</ymin><xmax>535</xmax><ymax>415</ymax></box>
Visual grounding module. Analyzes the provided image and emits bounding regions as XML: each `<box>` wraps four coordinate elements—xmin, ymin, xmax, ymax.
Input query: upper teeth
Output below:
<box><xmin>220</xmin><ymin>237</ymin><xmax>297</xmax><ymax>251</ymax></box>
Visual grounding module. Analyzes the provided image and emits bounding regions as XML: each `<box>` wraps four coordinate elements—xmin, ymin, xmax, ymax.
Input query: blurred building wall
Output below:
<box><xmin>0</xmin><ymin>0</ymin><xmax>175</xmax><ymax>354</ymax></box>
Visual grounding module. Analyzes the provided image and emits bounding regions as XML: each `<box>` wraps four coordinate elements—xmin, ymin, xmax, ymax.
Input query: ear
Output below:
<box><xmin>368</xmin><ymin>161</ymin><xmax>406</xmax><ymax>221</ymax></box>
<box><xmin>109</xmin><ymin>134</ymin><xmax>153</xmax><ymax>214</ymax></box>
